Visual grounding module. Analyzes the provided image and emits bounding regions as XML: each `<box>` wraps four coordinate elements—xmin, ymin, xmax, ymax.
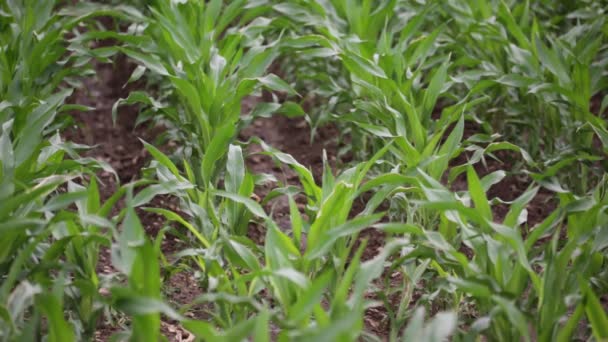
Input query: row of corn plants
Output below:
<box><xmin>2</xmin><ymin>0</ymin><xmax>607</xmax><ymax>341</ymax></box>
<box><xmin>264</xmin><ymin>0</ymin><xmax>608</xmax><ymax>340</ymax></box>
<box><xmin>107</xmin><ymin>1</ymin><xmax>429</xmax><ymax>340</ymax></box>
<box><xmin>0</xmin><ymin>2</ymin><xmax>169</xmax><ymax>340</ymax></box>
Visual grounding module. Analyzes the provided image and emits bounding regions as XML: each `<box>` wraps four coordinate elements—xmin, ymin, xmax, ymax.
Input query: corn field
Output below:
<box><xmin>1</xmin><ymin>0</ymin><xmax>607</xmax><ymax>341</ymax></box>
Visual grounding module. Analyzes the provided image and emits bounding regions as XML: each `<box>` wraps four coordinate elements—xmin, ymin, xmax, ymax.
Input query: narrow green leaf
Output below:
<box><xmin>467</xmin><ymin>167</ymin><xmax>493</xmax><ymax>221</ymax></box>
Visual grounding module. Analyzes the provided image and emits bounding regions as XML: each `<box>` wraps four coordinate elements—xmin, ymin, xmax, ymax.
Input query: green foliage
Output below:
<box><xmin>112</xmin><ymin>0</ymin><xmax>292</xmax><ymax>189</ymax></box>
<box><xmin>2</xmin><ymin>0</ymin><xmax>608</xmax><ymax>341</ymax></box>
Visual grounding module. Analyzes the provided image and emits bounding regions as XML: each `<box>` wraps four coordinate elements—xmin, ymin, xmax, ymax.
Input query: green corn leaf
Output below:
<box><xmin>40</xmin><ymin>190</ymin><xmax>87</xmax><ymax>212</ymax></box>
<box><xmin>113</xmin><ymin>91</ymin><xmax>165</xmax><ymax>124</ymax></box>
<box><xmin>480</xmin><ymin>171</ymin><xmax>507</xmax><ymax>193</ymax></box>
<box><xmin>467</xmin><ymin>166</ymin><xmax>493</xmax><ymax>221</ymax></box>
<box><xmin>132</xmin><ymin>181</ymin><xmax>193</xmax><ymax>207</ymax></box>
<box><xmin>273</xmin><ymin>268</ymin><xmax>309</xmax><ymax>289</ymax></box>
<box><xmin>129</xmin><ymin>241</ymin><xmax>162</xmax><ymax>342</ymax></box>
<box><xmin>171</xmin><ymin>77</ymin><xmax>203</xmax><ymax>117</ymax></box>
<box><xmin>253</xmin><ymin>309</ymin><xmax>270</xmax><ymax>342</ymax></box>
<box><xmin>556</xmin><ymin>302</ymin><xmax>584</xmax><ymax>342</ymax></box>
<box><xmin>141</xmin><ymin>140</ymin><xmax>181</xmax><ymax>179</ymax></box>
<box><xmin>215</xmin><ymin>191</ymin><xmax>268</xmax><ymax>219</ymax></box>
<box><xmin>115</xmin><ymin>206</ymin><xmax>145</xmax><ymax>275</ymax></box>
<box><xmin>226</xmin><ymin>144</ymin><xmax>245</xmax><ymax>194</ymax></box>
<box><xmin>493</xmin><ymin>296</ymin><xmax>531</xmax><ymax>342</ymax></box>
<box><xmin>583</xmin><ymin>283</ymin><xmax>608</xmax><ymax>340</ymax></box>
<box><xmin>36</xmin><ymin>294</ymin><xmax>75</xmax><ymax>342</ymax></box>
<box><xmin>333</xmin><ymin>241</ymin><xmax>367</xmax><ymax>311</ymax></box>
<box><xmin>288</xmin><ymin>270</ymin><xmax>333</xmax><ymax>323</ymax></box>
<box><xmin>498</xmin><ymin>0</ymin><xmax>530</xmax><ymax>50</ymax></box>
<box><xmin>0</xmin><ymin>182</ymin><xmax>60</xmax><ymax>221</ymax></box>
<box><xmin>201</xmin><ymin>123</ymin><xmax>236</xmax><ymax>186</ymax></box>
<box><xmin>256</xmin><ymin>73</ymin><xmax>298</xmax><ymax>96</ymax></box>
<box><xmin>503</xmin><ymin>186</ymin><xmax>539</xmax><ymax>227</ymax></box>
<box><xmin>258</xmin><ymin>140</ymin><xmax>321</xmax><ymax>202</ymax></box>
<box><xmin>422</xmin><ymin>57</ymin><xmax>450</xmax><ymax>122</ymax></box>
<box><xmin>288</xmin><ymin>195</ymin><xmax>303</xmax><ymax>250</ymax></box>
<box><xmin>182</xmin><ymin>320</ymin><xmax>219</xmax><ymax>340</ymax></box>
<box><xmin>144</xmin><ymin>207</ymin><xmax>210</xmax><ymax>248</ymax></box>
<box><xmin>306</xmin><ymin>182</ymin><xmax>353</xmax><ymax>249</ymax></box>
<box><xmin>225</xmin><ymin>237</ymin><xmax>261</xmax><ymax>271</ymax></box>
<box><xmin>534</xmin><ymin>36</ymin><xmax>570</xmax><ymax>86</ymax></box>
<box><xmin>120</xmin><ymin>47</ymin><xmax>169</xmax><ymax>76</ymax></box>
<box><xmin>341</xmin><ymin>52</ymin><xmax>387</xmax><ymax>79</ymax></box>
<box><xmin>305</xmin><ymin>213</ymin><xmax>384</xmax><ymax>260</ymax></box>
<box><xmin>112</xmin><ymin>294</ymin><xmax>182</xmax><ymax>322</ymax></box>
<box><xmin>86</xmin><ymin>177</ymin><xmax>100</xmax><ymax>214</ymax></box>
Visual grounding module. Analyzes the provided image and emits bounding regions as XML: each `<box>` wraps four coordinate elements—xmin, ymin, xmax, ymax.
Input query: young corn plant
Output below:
<box><xmin>0</xmin><ymin>97</ymin><xmax>124</xmax><ymax>340</ymax></box>
<box><xmin>4</xmin><ymin>0</ymin><xmax>607</xmax><ymax>340</ymax></box>
<box><xmin>441</xmin><ymin>0</ymin><xmax>608</xmax><ymax>194</ymax></box>
<box><xmin>256</xmin><ymin>139</ymin><xmax>392</xmax><ymax>275</ymax></box>
<box><xmin>110</xmin><ymin>1</ymin><xmax>302</xmax><ymax>250</ymax></box>
<box><xmin>411</xmin><ymin>167</ymin><xmax>608</xmax><ymax>341</ymax></box>
<box><xmin>106</xmin><ymin>197</ymin><xmax>172</xmax><ymax>342</ymax></box>
<box><xmin>269</xmin><ymin>0</ymin><xmax>408</xmax><ymax>144</ymax></box>
<box><xmin>501</xmin><ymin>19</ymin><xmax>606</xmax><ymax>194</ymax></box>
<box><xmin>113</xmin><ymin>0</ymin><xmax>292</xmax><ymax>186</ymax></box>
<box><xmin>0</xmin><ymin>1</ymin><xmax>83</xmax><ymax>112</ymax></box>
<box><xmin>178</xmin><ymin>235</ymin><xmax>408</xmax><ymax>341</ymax></box>
<box><xmin>151</xmin><ymin>144</ymin><xmax>415</xmax><ymax>340</ymax></box>
<box><xmin>0</xmin><ymin>98</ymin><xmax>147</xmax><ymax>340</ymax></box>
<box><xmin>282</xmin><ymin>2</ymin><xmax>526</xmax><ymax>229</ymax></box>
<box><xmin>129</xmin><ymin>141</ymin><xmax>270</xmax><ymax>334</ymax></box>
<box><xmin>0</xmin><ymin>1</ymin><xmax>155</xmax><ymax>340</ymax></box>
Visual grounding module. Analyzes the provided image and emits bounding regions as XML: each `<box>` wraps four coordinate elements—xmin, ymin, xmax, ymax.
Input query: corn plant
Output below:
<box><xmin>112</xmin><ymin>0</ymin><xmax>293</xmax><ymax>187</ymax></box>
<box><xmin>441</xmin><ymin>0</ymin><xmax>608</xmax><ymax>193</ymax></box>
<box><xmin>4</xmin><ymin>0</ymin><xmax>607</xmax><ymax>340</ymax></box>
<box><xmin>413</xmin><ymin>167</ymin><xmax>608</xmax><ymax>341</ymax></box>
<box><xmin>106</xmin><ymin>196</ymin><xmax>170</xmax><ymax>341</ymax></box>
<box><xmin>142</xmin><ymin>141</ymin><xmax>419</xmax><ymax>340</ymax></box>
<box><xmin>276</xmin><ymin>2</ymin><xmax>521</xmax><ymax>230</ymax></box>
<box><xmin>0</xmin><ymin>1</ymin><xmax>153</xmax><ymax>340</ymax></box>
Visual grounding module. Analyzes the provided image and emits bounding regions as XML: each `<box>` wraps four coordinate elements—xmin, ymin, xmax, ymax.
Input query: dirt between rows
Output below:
<box><xmin>65</xmin><ymin>51</ymin><xmax>561</xmax><ymax>340</ymax></box>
